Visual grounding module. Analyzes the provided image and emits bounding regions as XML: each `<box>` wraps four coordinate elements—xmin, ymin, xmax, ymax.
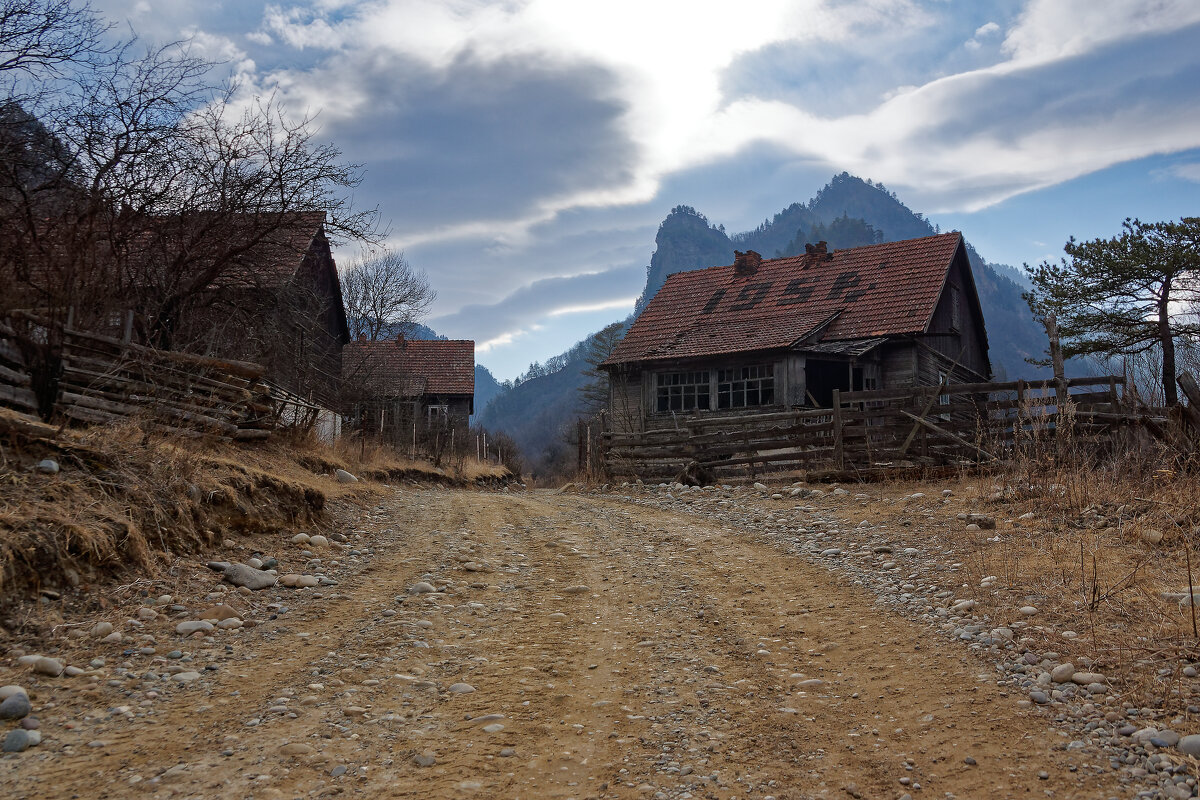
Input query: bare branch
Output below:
<box><xmin>340</xmin><ymin>249</ymin><xmax>436</xmax><ymax>341</ymax></box>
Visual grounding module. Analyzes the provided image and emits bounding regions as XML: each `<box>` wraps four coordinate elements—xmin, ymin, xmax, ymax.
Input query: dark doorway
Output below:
<box><xmin>806</xmin><ymin>359</ymin><xmax>852</xmax><ymax>408</ymax></box>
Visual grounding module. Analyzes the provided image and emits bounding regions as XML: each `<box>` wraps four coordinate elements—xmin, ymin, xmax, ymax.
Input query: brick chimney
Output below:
<box><xmin>804</xmin><ymin>241</ymin><xmax>832</xmax><ymax>262</ymax></box>
<box><xmin>734</xmin><ymin>249</ymin><xmax>762</xmax><ymax>275</ymax></box>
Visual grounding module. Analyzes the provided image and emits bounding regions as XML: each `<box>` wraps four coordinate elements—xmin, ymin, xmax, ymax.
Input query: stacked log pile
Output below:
<box><xmin>0</xmin><ymin>313</ymin><xmax>278</xmax><ymax>441</ymax></box>
<box><xmin>605</xmin><ymin>376</ymin><xmax>1143</xmax><ymax>483</ymax></box>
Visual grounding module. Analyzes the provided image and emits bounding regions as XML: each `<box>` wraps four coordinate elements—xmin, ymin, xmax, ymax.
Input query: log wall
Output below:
<box><xmin>0</xmin><ymin>313</ymin><xmax>294</xmax><ymax>441</ymax></box>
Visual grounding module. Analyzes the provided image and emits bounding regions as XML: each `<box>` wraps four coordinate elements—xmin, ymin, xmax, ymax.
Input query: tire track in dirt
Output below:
<box><xmin>2</xmin><ymin>487</ymin><xmax>1124</xmax><ymax>799</ymax></box>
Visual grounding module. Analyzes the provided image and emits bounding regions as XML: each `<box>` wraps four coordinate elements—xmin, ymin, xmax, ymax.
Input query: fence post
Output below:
<box><xmin>1015</xmin><ymin>379</ymin><xmax>1026</xmax><ymax>455</ymax></box>
<box><xmin>577</xmin><ymin>418</ymin><xmax>586</xmax><ymax>472</ymax></box>
<box><xmin>832</xmin><ymin>389</ymin><xmax>844</xmax><ymax>470</ymax></box>
<box><xmin>1045</xmin><ymin>314</ymin><xmax>1068</xmax><ymax>407</ymax></box>
<box><xmin>1044</xmin><ymin>314</ymin><xmax>1068</xmax><ymax>459</ymax></box>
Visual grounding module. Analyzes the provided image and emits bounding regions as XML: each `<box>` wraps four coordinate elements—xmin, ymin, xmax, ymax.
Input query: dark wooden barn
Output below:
<box><xmin>341</xmin><ymin>336</ymin><xmax>475</xmax><ymax>444</ymax></box>
<box><xmin>601</xmin><ymin>232</ymin><xmax>989</xmax><ymax>432</ymax></box>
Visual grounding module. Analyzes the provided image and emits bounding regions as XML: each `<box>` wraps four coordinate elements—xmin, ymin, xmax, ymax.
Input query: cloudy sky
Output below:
<box><xmin>95</xmin><ymin>0</ymin><xmax>1200</xmax><ymax>379</ymax></box>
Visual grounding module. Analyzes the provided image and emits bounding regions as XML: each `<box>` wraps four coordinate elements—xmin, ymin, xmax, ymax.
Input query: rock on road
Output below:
<box><xmin>1</xmin><ymin>487</ymin><xmax>1123</xmax><ymax>799</ymax></box>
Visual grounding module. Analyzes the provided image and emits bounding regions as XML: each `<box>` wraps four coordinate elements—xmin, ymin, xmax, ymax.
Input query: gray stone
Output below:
<box><xmin>447</xmin><ymin>683</ymin><xmax>475</xmax><ymax>694</ymax></box>
<box><xmin>20</xmin><ymin>717</ymin><xmax>40</xmax><ymax>730</ymax></box>
<box><xmin>335</xmin><ymin>469</ymin><xmax>358</xmax><ymax>484</ymax></box>
<box><xmin>222</xmin><ymin>563</ymin><xmax>277</xmax><ymax>591</ymax></box>
<box><xmin>35</xmin><ymin>459</ymin><xmax>59</xmax><ymax>475</ymax></box>
<box><xmin>1071</xmin><ymin>671</ymin><xmax>1106</xmax><ymax>686</ymax></box>
<box><xmin>1029</xmin><ymin>690</ymin><xmax>1050</xmax><ymax>704</ymax></box>
<box><xmin>965</xmin><ymin>514</ymin><xmax>996</xmax><ymax>529</ymax></box>
<box><xmin>1177</xmin><ymin>734</ymin><xmax>1200</xmax><ymax>757</ymax></box>
<box><xmin>2</xmin><ymin>729</ymin><xmax>33</xmax><ymax>752</ymax></box>
<box><xmin>0</xmin><ymin>692</ymin><xmax>31</xmax><ymax>720</ymax></box>
<box><xmin>175</xmin><ymin>620</ymin><xmax>214</xmax><ymax>635</ymax></box>
<box><xmin>413</xmin><ymin>752</ymin><xmax>436</xmax><ymax>767</ymax></box>
<box><xmin>1051</xmin><ymin>663</ymin><xmax>1076</xmax><ymax>683</ymax></box>
<box><xmin>172</xmin><ymin>671</ymin><xmax>201</xmax><ymax>683</ymax></box>
<box><xmin>410</xmin><ymin>582</ymin><xmax>437</xmax><ymax>594</ymax></box>
<box><xmin>0</xmin><ymin>686</ymin><xmax>26</xmax><ymax>700</ymax></box>
<box><xmin>32</xmin><ymin>657</ymin><xmax>63</xmax><ymax>677</ymax></box>
<box><xmin>331</xmin><ymin>765</ymin><xmax>348</xmax><ymax>777</ymax></box>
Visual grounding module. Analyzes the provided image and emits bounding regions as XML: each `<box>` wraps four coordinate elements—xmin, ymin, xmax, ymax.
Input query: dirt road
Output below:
<box><xmin>2</xmin><ymin>486</ymin><xmax>1127</xmax><ymax>799</ymax></box>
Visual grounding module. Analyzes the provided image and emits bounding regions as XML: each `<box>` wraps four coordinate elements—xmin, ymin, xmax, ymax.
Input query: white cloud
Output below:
<box><xmin>251</xmin><ymin>0</ymin><xmax>934</xmax><ymax>244</ymax></box>
<box><xmin>1168</xmin><ymin>163</ymin><xmax>1200</xmax><ymax>183</ymax></box>
<box><xmin>94</xmin><ymin>1</ymin><xmax>1200</xmax><ymax>361</ymax></box>
<box><xmin>974</xmin><ymin>21</ymin><xmax>1000</xmax><ymax>38</ymax></box>
<box><xmin>964</xmin><ymin>20</ymin><xmax>999</xmax><ymax>50</ymax></box>
<box><xmin>1001</xmin><ymin>0</ymin><xmax>1200</xmax><ymax>65</ymax></box>
<box><xmin>546</xmin><ymin>297</ymin><xmax>637</xmax><ymax>318</ymax></box>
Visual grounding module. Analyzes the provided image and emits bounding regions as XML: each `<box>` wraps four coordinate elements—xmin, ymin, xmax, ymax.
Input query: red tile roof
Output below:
<box><xmin>604</xmin><ymin>232</ymin><xmax>964</xmax><ymax>366</ymax></box>
<box><xmin>342</xmin><ymin>338</ymin><xmax>475</xmax><ymax>396</ymax></box>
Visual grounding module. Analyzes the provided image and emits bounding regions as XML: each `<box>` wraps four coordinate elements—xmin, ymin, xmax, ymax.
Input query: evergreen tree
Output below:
<box><xmin>1025</xmin><ymin>217</ymin><xmax>1200</xmax><ymax>406</ymax></box>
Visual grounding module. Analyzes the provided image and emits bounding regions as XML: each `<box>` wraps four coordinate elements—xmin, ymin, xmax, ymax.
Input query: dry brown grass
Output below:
<box><xmin>857</xmin><ymin>419</ymin><xmax>1200</xmax><ymax>722</ymax></box>
<box><xmin>0</xmin><ymin>421</ymin><xmax>509</xmax><ymax>604</ymax></box>
<box><xmin>306</xmin><ymin>435</ymin><xmax>509</xmax><ymax>484</ymax></box>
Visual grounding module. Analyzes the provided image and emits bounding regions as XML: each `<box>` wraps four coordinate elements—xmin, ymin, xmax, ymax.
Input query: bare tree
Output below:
<box><xmin>578</xmin><ymin>321</ymin><xmax>626</xmax><ymax>415</ymax></box>
<box><xmin>0</xmin><ymin>3</ymin><xmax>381</xmax><ymax>417</ymax></box>
<box><xmin>341</xmin><ymin>249</ymin><xmax>436</xmax><ymax>341</ymax></box>
<box><xmin>0</xmin><ymin>0</ymin><xmax>110</xmax><ymax>79</ymax></box>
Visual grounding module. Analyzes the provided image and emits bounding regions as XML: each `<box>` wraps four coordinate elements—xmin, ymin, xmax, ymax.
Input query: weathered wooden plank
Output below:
<box><xmin>898</xmin><ymin>410</ymin><xmax>996</xmax><ymax>461</ymax></box>
<box><xmin>0</xmin><ymin>383</ymin><xmax>39</xmax><ymax>411</ymax></box>
<box><xmin>0</xmin><ymin>408</ymin><xmax>59</xmax><ymax>440</ymax></box>
<box><xmin>59</xmin><ymin>391</ymin><xmax>240</xmax><ymax>435</ymax></box>
<box><xmin>0</xmin><ymin>363</ymin><xmax>31</xmax><ymax>386</ymax></box>
<box><xmin>233</xmin><ymin>428</ymin><xmax>272</xmax><ymax>441</ymax></box>
<box><xmin>60</xmin><ymin>405</ymin><xmax>217</xmax><ymax>439</ymax></box>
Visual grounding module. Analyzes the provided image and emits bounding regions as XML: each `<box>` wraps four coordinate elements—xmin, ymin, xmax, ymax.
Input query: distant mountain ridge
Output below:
<box><xmin>480</xmin><ymin>172</ymin><xmax>1063</xmax><ymax>474</ymax></box>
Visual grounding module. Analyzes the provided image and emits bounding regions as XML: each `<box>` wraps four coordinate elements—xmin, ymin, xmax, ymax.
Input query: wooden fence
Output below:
<box><xmin>0</xmin><ymin>312</ymin><xmax>285</xmax><ymax>441</ymax></box>
<box><xmin>603</xmin><ymin>375</ymin><xmax>1151</xmax><ymax>483</ymax></box>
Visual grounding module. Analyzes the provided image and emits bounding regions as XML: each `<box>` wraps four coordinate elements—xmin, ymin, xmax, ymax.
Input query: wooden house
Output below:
<box><xmin>171</xmin><ymin>211</ymin><xmax>351</xmax><ymax>411</ymax></box>
<box><xmin>341</xmin><ymin>336</ymin><xmax>475</xmax><ymax>442</ymax></box>
<box><xmin>601</xmin><ymin>232</ymin><xmax>989</xmax><ymax>432</ymax></box>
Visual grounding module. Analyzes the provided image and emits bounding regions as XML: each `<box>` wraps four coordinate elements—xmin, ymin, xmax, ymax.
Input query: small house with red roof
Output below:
<box><xmin>341</xmin><ymin>336</ymin><xmax>475</xmax><ymax>439</ymax></box>
<box><xmin>601</xmin><ymin>232</ymin><xmax>989</xmax><ymax>430</ymax></box>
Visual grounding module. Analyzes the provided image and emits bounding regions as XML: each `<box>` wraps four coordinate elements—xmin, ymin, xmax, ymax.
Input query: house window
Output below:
<box><xmin>427</xmin><ymin>404</ymin><xmax>449</xmax><ymax>424</ymax></box>
<box><xmin>716</xmin><ymin>364</ymin><xmax>775</xmax><ymax>409</ymax></box>
<box><xmin>656</xmin><ymin>371</ymin><xmax>710</xmax><ymax>412</ymax></box>
<box><xmin>950</xmin><ymin>285</ymin><xmax>962</xmax><ymax>331</ymax></box>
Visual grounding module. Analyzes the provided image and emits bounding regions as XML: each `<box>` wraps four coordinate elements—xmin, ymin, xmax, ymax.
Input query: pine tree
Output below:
<box><xmin>1025</xmin><ymin>218</ymin><xmax>1200</xmax><ymax>406</ymax></box>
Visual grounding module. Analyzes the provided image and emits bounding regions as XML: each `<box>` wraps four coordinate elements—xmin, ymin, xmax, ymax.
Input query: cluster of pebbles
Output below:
<box><xmin>596</xmin><ymin>479</ymin><xmax>1200</xmax><ymax>800</ymax></box>
<box><xmin>0</xmin><ymin>498</ymin><xmax>392</xmax><ymax>758</ymax></box>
